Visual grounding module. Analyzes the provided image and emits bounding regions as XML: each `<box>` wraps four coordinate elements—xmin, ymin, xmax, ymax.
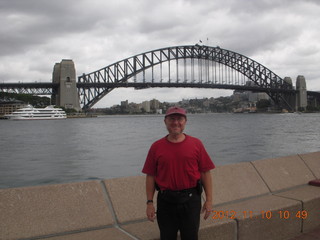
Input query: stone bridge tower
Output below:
<box><xmin>282</xmin><ymin>76</ymin><xmax>308</xmax><ymax>111</ymax></box>
<box><xmin>52</xmin><ymin>59</ymin><xmax>81</xmax><ymax>112</ymax></box>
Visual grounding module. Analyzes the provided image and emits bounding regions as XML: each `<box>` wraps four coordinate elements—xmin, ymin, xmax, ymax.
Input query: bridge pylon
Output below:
<box><xmin>52</xmin><ymin>59</ymin><xmax>81</xmax><ymax>112</ymax></box>
<box><xmin>278</xmin><ymin>76</ymin><xmax>307</xmax><ymax>112</ymax></box>
<box><xmin>281</xmin><ymin>77</ymin><xmax>296</xmax><ymax>111</ymax></box>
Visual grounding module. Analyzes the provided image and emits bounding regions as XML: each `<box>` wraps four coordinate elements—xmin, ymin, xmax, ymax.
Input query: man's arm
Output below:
<box><xmin>201</xmin><ymin>170</ymin><xmax>213</xmax><ymax>220</ymax></box>
<box><xmin>146</xmin><ymin>174</ymin><xmax>156</xmax><ymax>222</ymax></box>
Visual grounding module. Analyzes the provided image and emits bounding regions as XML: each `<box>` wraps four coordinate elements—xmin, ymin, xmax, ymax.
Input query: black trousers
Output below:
<box><xmin>156</xmin><ymin>189</ymin><xmax>201</xmax><ymax>240</ymax></box>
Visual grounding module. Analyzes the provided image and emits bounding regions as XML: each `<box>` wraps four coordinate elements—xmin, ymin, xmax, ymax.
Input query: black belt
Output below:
<box><xmin>160</xmin><ymin>186</ymin><xmax>197</xmax><ymax>194</ymax></box>
<box><xmin>158</xmin><ymin>187</ymin><xmax>199</xmax><ymax>204</ymax></box>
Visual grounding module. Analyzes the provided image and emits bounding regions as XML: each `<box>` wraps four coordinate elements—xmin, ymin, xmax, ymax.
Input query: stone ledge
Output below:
<box><xmin>212</xmin><ymin>161</ymin><xmax>270</xmax><ymax>205</ymax></box>
<box><xmin>121</xmin><ymin>220</ymin><xmax>160</xmax><ymax>240</ymax></box>
<box><xmin>120</xmin><ymin>218</ymin><xmax>237</xmax><ymax>240</ymax></box>
<box><xmin>275</xmin><ymin>185</ymin><xmax>320</xmax><ymax>233</ymax></box>
<box><xmin>215</xmin><ymin>195</ymin><xmax>302</xmax><ymax>240</ymax></box>
<box><xmin>1</xmin><ymin>151</ymin><xmax>320</xmax><ymax>240</ymax></box>
<box><xmin>103</xmin><ymin>176</ymin><xmax>148</xmax><ymax>224</ymax></box>
<box><xmin>299</xmin><ymin>152</ymin><xmax>320</xmax><ymax>178</ymax></box>
<box><xmin>198</xmin><ymin>217</ymin><xmax>236</xmax><ymax>240</ymax></box>
<box><xmin>0</xmin><ymin>181</ymin><xmax>114</xmax><ymax>240</ymax></box>
<box><xmin>251</xmin><ymin>154</ymin><xmax>315</xmax><ymax>192</ymax></box>
<box><xmin>42</xmin><ymin>227</ymin><xmax>134</xmax><ymax>240</ymax></box>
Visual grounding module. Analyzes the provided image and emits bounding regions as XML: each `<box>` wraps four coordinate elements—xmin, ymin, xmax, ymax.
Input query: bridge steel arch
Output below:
<box><xmin>78</xmin><ymin>45</ymin><xmax>295</xmax><ymax>109</ymax></box>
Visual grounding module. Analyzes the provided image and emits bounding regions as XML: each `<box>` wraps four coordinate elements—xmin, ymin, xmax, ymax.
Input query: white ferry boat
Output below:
<box><xmin>5</xmin><ymin>105</ymin><xmax>67</xmax><ymax>120</ymax></box>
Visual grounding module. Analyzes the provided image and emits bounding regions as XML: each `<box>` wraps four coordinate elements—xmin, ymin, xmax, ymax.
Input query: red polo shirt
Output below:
<box><xmin>142</xmin><ymin>134</ymin><xmax>215</xmax><ymax>191</ymax></box>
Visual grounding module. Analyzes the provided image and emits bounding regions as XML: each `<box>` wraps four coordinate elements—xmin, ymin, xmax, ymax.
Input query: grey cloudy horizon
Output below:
<box><xmin>1</xmin><ymin>0</ymin><xmax>320</xmax><ymax>107</ymax></box>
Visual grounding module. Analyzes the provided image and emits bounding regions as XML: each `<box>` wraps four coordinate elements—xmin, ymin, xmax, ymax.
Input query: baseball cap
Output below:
<box><xmin>165</xmin><ymin>107</ymin><xmax>187</xmax><ymax>118</ymax></box>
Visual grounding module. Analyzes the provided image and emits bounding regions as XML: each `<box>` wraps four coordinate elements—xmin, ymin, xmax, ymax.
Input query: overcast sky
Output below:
<box><xmin>1</xmin><ymin>0</ymin><xmax>320</xmax><ymax>107</ymax></box>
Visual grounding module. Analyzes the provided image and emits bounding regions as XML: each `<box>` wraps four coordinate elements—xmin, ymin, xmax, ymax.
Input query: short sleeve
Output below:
<box><xmin>198</xmin><ymin>140</ymin><xmax>215</xmax><ymax>172</ymax></box>
<box><xmin>142</xmin><ymin>144</ymin><xmax>157</xmax><ymax>176</ymax></box>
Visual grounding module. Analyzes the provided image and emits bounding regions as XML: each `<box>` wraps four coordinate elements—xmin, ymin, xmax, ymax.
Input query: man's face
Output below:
<box><xmin>164</xmin><ymin>114</ymin><xmax>187</xmax><ymax>135</ymax></box>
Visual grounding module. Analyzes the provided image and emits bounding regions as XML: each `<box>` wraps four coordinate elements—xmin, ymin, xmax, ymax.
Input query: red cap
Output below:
<box><xmin>165</xmin><ymin>107</ymin><xmax>187</xmax><ymax>117</ymax></box>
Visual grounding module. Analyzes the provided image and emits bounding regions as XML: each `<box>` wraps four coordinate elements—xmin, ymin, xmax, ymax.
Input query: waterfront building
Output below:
<box><xmin>0</xmin><ymin>100</ymin><xmax>27</xmax><ymax>116</ymax></box>
<box><xmin>141</xmin><ymin>101</ymin><xmax>150</xmax><ymax>112</ymax></box>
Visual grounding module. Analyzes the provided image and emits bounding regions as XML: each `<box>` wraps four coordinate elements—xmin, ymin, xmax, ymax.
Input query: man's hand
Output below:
<box><xmin>201</xmin><ymin>171</ymin><xmax>213</xmax><ymax>220</ymax></box>
<box><xmin>201</xmin><ymin>200</ymin><xmax>212</xmax><ymax>220</ymax></box>
<box><xmin>146</xmin><ymin>203</ymin><xmax>156</xmax><ymax>222</ymax></box>
<box><xmin>145</xmin><ymin>175</ymin><xmax>156</xmax><ymax>222</ymax></box>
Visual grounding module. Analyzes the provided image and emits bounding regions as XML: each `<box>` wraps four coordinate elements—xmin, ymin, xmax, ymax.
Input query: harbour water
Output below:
<box><xmin>0</xmin><ymin>113</ymin><xmax>319</xmax><ymax>189</ymax></box>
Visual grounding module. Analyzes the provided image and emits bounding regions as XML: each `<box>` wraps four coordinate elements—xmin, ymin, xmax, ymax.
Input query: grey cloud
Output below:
<box><xmin>0</xmin><ymin>0</ymin><xmax>122</xmax><ymax>57</ymax></box>
<box><xmin>1</xmin><ymin>0</ymin><xmax>320</xmax><ymax>101</ymax></box>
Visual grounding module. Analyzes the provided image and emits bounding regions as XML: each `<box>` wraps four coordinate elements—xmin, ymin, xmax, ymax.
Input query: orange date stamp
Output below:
<box><xmin>212</xmin><ymin>210</ymin><xmax>308</xmax><ymax>220</ymax></box>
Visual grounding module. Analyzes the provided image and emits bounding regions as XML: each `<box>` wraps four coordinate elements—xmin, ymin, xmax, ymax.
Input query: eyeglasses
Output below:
<box><xmin>166</xmin><ymin>116</ymin><xmax>186</xmax><ymax>122</ymax></box>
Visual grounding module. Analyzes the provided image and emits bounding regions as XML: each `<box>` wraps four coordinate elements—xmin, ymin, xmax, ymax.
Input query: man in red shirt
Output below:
<box><xmin>142</xmin><ymin>106</ymin><xmax>215</xmax><ymax>240</ymax></box>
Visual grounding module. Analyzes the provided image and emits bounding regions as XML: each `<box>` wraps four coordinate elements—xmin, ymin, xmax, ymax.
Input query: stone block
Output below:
<box><xmin>251</xmin><ymin>155</ymin><xmax>314</xmax><ymax>192</ymax></box>
<box><xmin>212</xmin><ymin>162</ymin><xmax>270</xmax><ymax>205</ymax></box>
<box><xmin>0</xmin><ymin>181</ymin><xmax>113</xmax><ymax>240</ymax></box>
<box><xmin>199</xmin><ymin>217</ymin><xmax>236</xmax><ymax>240</ymax></box>
<box><xmin>305</xmin><ymin>226</ymin><xmax>320</xmax><ymax>238</ymax></box>
<box><xmin>275</xmin><ymin>185</ymin><xmax>320</xmax><ymax>233</ymax></box>
<box><xmin>43</xmin><ymin>228</ymin><xmax>134</xmax><ymax>240</ymax></box>
<box><xmin>299</xmin><ymin>151</ymin><xmax>320</xmax><ymax>178</ymax></box>
<box><xmin>104</xmin><ymin>176</ymin><xmax>151</xmax><ymax>224</ymax></box>
<box><xmin>121</xmin><ymin>220</ymin><xmax>160</xmax><ymax>240</ymax></box>
<box><xmin>121</xmin><ymin>218</ymin><xmax>236</xmax><ymax>240</ymax></box>
<box><xmin>214</xmin><ymin>195</ymin><xmax>301</xmax><ymax>240</ymax></box>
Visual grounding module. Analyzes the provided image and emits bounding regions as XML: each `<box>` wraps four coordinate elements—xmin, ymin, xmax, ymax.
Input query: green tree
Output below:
<box><xmin>256</xmin><ymin>99</ymin><xmax>271</xmax><ymax>110</ymax></box>
<box><xmin>0</xmin><ymin>92</ymin><xmax>50</xmax><ymax>107</ymax></box>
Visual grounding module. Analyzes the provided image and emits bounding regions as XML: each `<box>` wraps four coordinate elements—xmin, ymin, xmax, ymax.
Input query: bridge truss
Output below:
<box><xmin>0</xmin><ymin>82</ymin><xmax>58</xmax><ymax>95</ymax></box>
<box><xmin>78</xmin><ymin>45</ymin><xmax>295</xmax><ymax>110</ymax></box>
<box><xmin>0</xmin><ymin>45</ymin><xmax>297</xmax><ymax>110</ymax></box>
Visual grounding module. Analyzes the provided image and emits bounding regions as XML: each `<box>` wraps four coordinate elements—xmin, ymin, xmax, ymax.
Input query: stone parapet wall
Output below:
<box><xmin>1</xmin><ymin>152</ymin><xmax>320</xmax><ymax>240</ymax></box>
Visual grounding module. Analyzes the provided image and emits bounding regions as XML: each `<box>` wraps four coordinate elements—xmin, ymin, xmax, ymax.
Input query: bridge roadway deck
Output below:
<box><xmin>0</xmin><ymin>81</ymin><xmax>297</xmax><ymax>93</ymax></box>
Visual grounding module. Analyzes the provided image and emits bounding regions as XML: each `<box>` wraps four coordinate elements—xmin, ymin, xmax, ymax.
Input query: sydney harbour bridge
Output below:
<box><xmin>1</xmin><ymin>45</ymin><xmax>319</xmax><ymax>111</ymax></box>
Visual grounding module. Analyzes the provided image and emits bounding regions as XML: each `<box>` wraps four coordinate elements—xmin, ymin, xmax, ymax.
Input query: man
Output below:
<box><xmin>142</xmin><ymin>106</ymin><xmax>215</xmax><ymax>240</ymax></box>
